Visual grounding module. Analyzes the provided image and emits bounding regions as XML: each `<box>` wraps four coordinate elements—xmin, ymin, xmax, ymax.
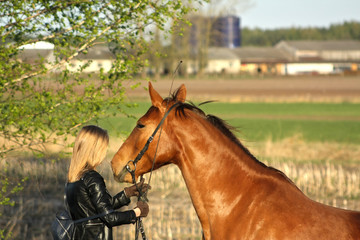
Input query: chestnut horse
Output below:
<box><xmin>112</xmin><ymin>82</ymin><xmax>360</xmax><ymax>240</ymax></box>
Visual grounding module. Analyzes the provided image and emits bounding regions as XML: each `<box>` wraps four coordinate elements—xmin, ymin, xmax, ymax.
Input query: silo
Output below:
<box><xmin>211</xmin><ymin>16</ymin><xmax>241</xmax><ymax>48</ymax></box>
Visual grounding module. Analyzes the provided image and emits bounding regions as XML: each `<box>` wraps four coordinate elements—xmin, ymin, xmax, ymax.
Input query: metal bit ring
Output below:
<box><xmin>126</xmin><ymin>160</ymin><xmax>136</xmax><ymax>173</ymax></box>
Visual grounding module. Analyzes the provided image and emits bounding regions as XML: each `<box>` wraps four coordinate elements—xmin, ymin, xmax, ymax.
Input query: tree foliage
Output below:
<box><xmin>242</xmin><ymin>21</ymin><xmax>360</xmax><ymax>46</ymax></box>
<box><xmin>0</xmin><ymin>0</ymin><xmax>205</xmax><ymax>156</ymax></box>
<box><xmin>0</xmin><ymin>0</ymin><xmax>204</xmax><ymax>238</ymax></box>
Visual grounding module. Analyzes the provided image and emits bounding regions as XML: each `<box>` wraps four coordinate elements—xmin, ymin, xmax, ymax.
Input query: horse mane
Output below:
<box><xmin>163</xmin><ymin>89</ymin><xmax>266</xmax><ymax>167</ymax></box>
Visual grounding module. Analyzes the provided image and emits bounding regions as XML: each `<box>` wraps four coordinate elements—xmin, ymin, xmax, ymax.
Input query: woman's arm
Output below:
<box><xmin>84</xmin><ymin>171</ymin><xmax>138</xmax><ymax>226</ymax></box>
<box><xmin>112</xmin><ymin>190</ymin><xmax>131</xmax><ymax>209</ymax></box>
<box><xmin>113</xmin><ymin>179</ymin><xmax>151</xmax><ymax>209</ymax></box>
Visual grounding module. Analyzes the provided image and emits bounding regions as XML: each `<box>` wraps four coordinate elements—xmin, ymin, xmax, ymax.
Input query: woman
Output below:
<box><xmin>66</xmin><ymin>125</ymin><xmax>150</xmax><ymax>240</ymax></box>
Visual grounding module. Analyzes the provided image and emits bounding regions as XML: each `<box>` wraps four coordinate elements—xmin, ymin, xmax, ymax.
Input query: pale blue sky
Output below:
<box><xmin>239</xmin><ymin>0</ymin><xmax>360</xmax><ymax>29</ymax></box>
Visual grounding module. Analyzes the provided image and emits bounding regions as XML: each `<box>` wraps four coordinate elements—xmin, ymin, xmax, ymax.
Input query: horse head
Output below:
<box><xmin>111</xmin><ymin>82</ymin><xmax>186</xmax><ymax>183</ymax></box>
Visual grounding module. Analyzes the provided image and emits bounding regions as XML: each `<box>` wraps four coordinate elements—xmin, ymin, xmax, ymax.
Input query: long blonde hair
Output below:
<box><xmin>68</xmin><ymin>125</ymin><xmax>109</xmax><ymax>182</ymax></box>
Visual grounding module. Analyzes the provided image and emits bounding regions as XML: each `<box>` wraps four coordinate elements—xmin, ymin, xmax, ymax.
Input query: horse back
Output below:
<box><xmin>227</xmin><ymin>177</ymin><xmax>360</xmax><ymax>240</ymax></box>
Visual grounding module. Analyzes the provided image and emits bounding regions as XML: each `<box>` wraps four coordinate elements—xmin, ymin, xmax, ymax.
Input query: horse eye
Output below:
<box><xmin>136</xmin><ymin>123</ymin><xmax>145</xmax><ymax>129</ymax></box>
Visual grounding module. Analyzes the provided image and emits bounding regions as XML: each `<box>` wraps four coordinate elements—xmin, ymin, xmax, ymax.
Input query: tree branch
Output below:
<box><xmin>4</xmin><ymin>0</ymin><xmax>149</xmax><ymax>86</ymax></box>
<box><xmin>0</xmin><ymin>114</ymin><xmax>95</xmax><ymax>156</ymax></box>
<box><xmin>1</xmin><ymin>1</ymin><xmax>94</xmax><ymax>31</ymax></box>
<box><xmin>5</xmin><ymin>23</ymin><xmax>118</xmax><ymax>86</ymax></box>
<box><xmin>4</xmin><ymin>1</ymin><xmax>111</xmax><ymax>50</ymax></box>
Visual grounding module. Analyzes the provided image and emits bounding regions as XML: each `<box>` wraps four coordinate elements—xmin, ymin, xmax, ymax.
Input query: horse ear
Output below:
<box><xmin>175</xmin><ymin>84</ymin><xmax>186</xmax><ymax>103</ymax></box>
<box><xmin>149</xmin><ymin>82</ymin><xmax>163</xmax><ymax>109</ymax></box>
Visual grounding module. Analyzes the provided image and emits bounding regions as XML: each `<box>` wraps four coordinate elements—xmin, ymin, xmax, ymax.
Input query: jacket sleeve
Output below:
<box><xmin>83</xmin><ymin>171</ymin><xmax>137</xmax><ymax>227</ymax></box>
<box><xmin>113</xmin><ymin>190</ymin><xmax>132</xmax><ymax>210</ymax></box>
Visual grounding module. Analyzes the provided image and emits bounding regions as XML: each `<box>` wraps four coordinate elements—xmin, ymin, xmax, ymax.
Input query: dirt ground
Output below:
<box><xmin>123</xmin><ymin>75</ymin><xmax>360</xmax><ymax>102</ymax></box>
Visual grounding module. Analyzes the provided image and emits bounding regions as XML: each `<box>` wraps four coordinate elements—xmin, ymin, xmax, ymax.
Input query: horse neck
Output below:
<box><xmin>171</xmin><ymin>116</ymin><xmax>269</xmax><ymax>232</ymax></box>
<box><xmin>175</xmin><ymin>126</ymin><xmax>263</xmax><ymax>198</ymax></box>
<box><xmin>173</xmin><ymin>114</ymin><xmax>264</xmax><ymax>187</ymax></box>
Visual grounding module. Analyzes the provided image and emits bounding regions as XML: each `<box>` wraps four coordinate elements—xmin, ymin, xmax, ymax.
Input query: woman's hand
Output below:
<box><xmin>133</xmin><ymin>201</ymin><xmax>149</xmax><ymax>218</ymax></box>
<box><xmin>124</xmin><ymin>178</ymin><xmax>151</xmax><ymax>197</ymax></box>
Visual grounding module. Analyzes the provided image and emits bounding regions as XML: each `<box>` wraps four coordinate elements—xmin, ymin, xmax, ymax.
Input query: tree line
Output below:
<box><xmin>241</xmin><ymin>21</ymin><xmax>360</xmax><ymax>46</ymax></box>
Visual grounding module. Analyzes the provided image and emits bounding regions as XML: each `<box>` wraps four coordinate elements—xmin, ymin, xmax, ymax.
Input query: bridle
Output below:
<box><xmin>124</xmin><ymin>101</ymin><xmax>180</xmax><ymax>181</ymax></box>
<box><xmin>125</xmin><ymin>101</ymin><xmax>180</xmax><ymax>240</ymax></box>
<box><xmin>125</xmin><ymin>61</ymin><xmax>183</xmax><ymax>240</ymax></box>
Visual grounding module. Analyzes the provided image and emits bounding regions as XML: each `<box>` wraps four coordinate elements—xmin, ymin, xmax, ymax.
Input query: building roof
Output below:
<box><xmin>207</xmin><ymin>47</ymin><xmax>239</xmax><ymax>60</ymax></box>
<box><xmin>17</xmin><ymin>41</ymin><xmax>55</xmax><ymax>63</ymax></box>
<box><xmin>19</xmin><ymin>41</ymin><xmax>54</xmax><ymax>50</ymax></box>
<box><xmin>233</xmin><ymin>47</ymin><xmax>289</xmax><ymax>63</ymax></box>
<box><xmin>17</xmin><ymin>49</ymin><xmax>54</xmax><ymax>64</ymax></box>
<box><xmin>76</xmin><ymin>45</ymin><xmax>115</xmax><ymax>60</ymax></box>
<box><xmin>275</xmin><ymin>40</ymin><xmax>360</xmax><ymax>51</ymax></box>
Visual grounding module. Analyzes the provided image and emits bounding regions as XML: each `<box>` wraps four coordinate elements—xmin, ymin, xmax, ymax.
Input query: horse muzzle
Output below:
<box><xmin>113</xmin><ymin>166</ymin><xmax>133</xmax><ymax>183</ymax></box>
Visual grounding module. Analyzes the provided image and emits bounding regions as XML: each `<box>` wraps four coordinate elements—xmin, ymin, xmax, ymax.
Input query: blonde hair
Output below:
<box><xmin>68</xmin><ymin>125</ymin><xmax>109</xmax><ymax>182</ymax></box>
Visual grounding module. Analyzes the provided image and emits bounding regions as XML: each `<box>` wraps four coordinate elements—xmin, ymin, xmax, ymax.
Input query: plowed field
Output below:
<box><xmin>124</xmin><ymin>76</ymin><xmax>360</xmax><ymax>102</ymax></box>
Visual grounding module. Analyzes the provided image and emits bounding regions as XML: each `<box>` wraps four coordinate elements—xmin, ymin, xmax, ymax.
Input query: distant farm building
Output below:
<box><xmin>17</xmin><ymin>42</ymin><xmax>115</xmax><ymax>73</ymax></box>
<box><xmin>17</xmin><ymin>41</ymin><xmax>56</xmax><ymax>67</ymax></box>
<box><xmin>205</xmin><ymin>47</ymin><xmax>241</xmax><ymax>74</ymax></box>
<box><xmin>16</xmin><ymin>38</ymin><xmax>360</xmax><ymax>76</ymax></box>
<box><xmin>275</xmin><ymin>40</ymin><xmax>360</xmax><ymax>75</ymax></box>
<box><xmin>233</xmin><ymin>47</ymin><xmax>288</xmax><ymax>75</ymax></box>
<box><xmin>66</xmin><ymin>45</ymin><xmax>115</xmax><ymax>73</ymax></box>
<box><xmin>199</xmin><ymin>40</ymin><xmax>360</xmax><ymax>75</ymax></box>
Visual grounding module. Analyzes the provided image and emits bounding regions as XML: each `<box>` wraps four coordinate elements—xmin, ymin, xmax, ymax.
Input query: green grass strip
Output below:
<box><xmin>97</xmin><ymin>102</ymin><xmax>360</xmax><ymax>144</ymax></box>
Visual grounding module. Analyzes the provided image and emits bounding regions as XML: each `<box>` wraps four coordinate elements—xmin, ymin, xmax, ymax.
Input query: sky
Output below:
<box><xmin>220</xmin><ymin>0</ymin><xmax>360</xmax><ymax>29</ymax></box>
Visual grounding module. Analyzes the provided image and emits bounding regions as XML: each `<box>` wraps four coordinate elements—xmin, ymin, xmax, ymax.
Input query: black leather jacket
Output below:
<box><xmin>65</xmin><ymin>170</ymin><xmax>136</xmax><ymax>240</ymax></box>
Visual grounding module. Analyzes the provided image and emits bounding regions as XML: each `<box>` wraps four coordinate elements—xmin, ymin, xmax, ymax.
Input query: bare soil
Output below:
<box><xmin>124</xmin><ymin>75</ymin><xmax>360</xmax><ymax>102</ymax></box>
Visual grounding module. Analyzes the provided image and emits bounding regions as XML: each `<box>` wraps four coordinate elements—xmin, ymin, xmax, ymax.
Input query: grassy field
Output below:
<box><xmin>98</xmin><ymin>102</ymin><xmax>360</xmax><ymax>144</ymax></box>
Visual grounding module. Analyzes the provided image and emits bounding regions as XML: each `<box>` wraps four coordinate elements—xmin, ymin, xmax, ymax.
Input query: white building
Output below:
<box><xmin>275</xmin><ymin>40</ymin><xmax>360</xmax><ymax>75</ymax></box>
<box><xmin>67</xmin><ymin>45</ymin><xmax>115</xmax><ymax>73</ymax></box>
<box><xmin>17</xmin><ymin>41</ymin><xmax>56</xmax><ymax>66</ymax></box>
<box><xmin>204</xmin><ymin>47</ymin><xmax>241</xmax><ymax>74</ymax></box>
